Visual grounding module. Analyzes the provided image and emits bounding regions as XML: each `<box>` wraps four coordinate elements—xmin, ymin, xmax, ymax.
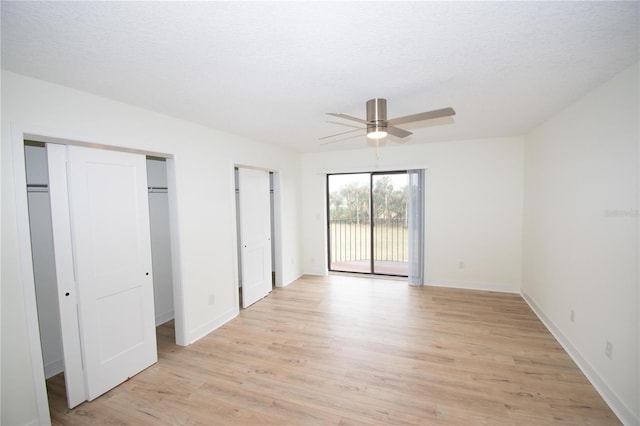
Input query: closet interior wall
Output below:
<box><xmin>146</xmin><ymin>158</ymin><xmax>174</xmax><ymax>325</ymax></box>
<box><xmin>25</xmin><ymin>142</ymin><xmax>63</xmax><ymax>379</ymax></box>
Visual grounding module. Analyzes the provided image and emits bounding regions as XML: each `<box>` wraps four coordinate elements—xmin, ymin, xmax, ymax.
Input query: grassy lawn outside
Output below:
<box><xmin>329</xmin><ymin>222</ymin><xmax>409</xmax><ymax>263</ymax></box>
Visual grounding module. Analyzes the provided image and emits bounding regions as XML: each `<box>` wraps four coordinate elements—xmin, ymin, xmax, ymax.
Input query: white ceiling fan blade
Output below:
<box><xmin>325</xmin><ymin>120</ymin><xmax>363</xmax><ymax>130</ymax></box>
<box><xmin>386</xmin><ymin>126</ymin><xmax>412</xmax><ymax>138</ymax></box>
<box><xmin>320</xmin><ymin>134</ymin><xmax>364</xmax><ymax>145</ymax></box>
<box><xmin>319</xmin><ymin>127</ymin><xmax>365</xmax><ymax>140</ymax></box>
<box><xmin>326</xmin><ymin>112</ymin><xmax>368</xmax><ymax>124</ymax></box>
<box><xmin>387</xmin><ymin>107</ymin><xmax>456</xmax><ymax>126</ymax></box>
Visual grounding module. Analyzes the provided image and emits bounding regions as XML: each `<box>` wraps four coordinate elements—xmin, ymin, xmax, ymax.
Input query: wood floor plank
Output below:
<box><xmin>48</xmin><ymin>275</ymin><xmax>620</xmax><ymax>425</ymax></box>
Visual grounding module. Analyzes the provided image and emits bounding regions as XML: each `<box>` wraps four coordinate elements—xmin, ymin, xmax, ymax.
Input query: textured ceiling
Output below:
<box><xmin>2</xmin><ymin>1</ymin><xmax>638</xmax><ymax>152</ymax></box>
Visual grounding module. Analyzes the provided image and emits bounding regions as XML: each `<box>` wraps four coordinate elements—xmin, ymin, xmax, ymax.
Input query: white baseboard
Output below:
<box><xmin>426</xmin><ymin>279</ymin><xmax>520</xmax><ymax>294</ymax></box>
<box><xmin>44</xmin><ymin>359</ymin><xmax>64</xmax><ymax>379</ymax></box>
<box><xmin>184</xmin><ymin>273</ymin><xmax>303</xmax><ymax>345</ymax></box>
<box><xmin>281</xmin><ymin>273</ymin><xmax>304</xmax><ymax>287</ymax></box>
<box><xmin>521</xmin><ymin>290</ymin><xmax>638</xmax><ymax>426</ymax></box>
<box><xmin>155</xmin><ymin>310</ymin><xmax>175</xmax><ymax>326</ymax></box>
<box><xmin>303</xmin><ymin>272</ymin><xmax>327</xmax><ymax>277</ymax></box>
<box><xmin>187</xmin><ymin>307</ymin><xmax>238</xmax><ymax>344</ymax></box>
<box><xmin>303</xmin><ymin>266</ymin><xmax>328</xmax><ymax>276</ymax></box>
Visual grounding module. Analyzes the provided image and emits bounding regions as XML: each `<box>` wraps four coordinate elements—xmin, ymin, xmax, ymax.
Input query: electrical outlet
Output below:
<box><xmin>570</xmin><ymin>310</ymin><xmax>575</xmax><ymax>322</ymax></box>
<box><xmin>605</xmin><ymin>340</ymin><xmax>613</xmax><ymax>359</ymax></box>
<box><xmin>209</xmin><ymin>294</ymin><xmax>215</xmax><ymax>305</ymax></box>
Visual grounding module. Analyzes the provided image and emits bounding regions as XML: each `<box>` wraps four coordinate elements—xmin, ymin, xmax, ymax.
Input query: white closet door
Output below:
<box><xmin>51</xmin><ymin>145</ymin><xmax>157</xmax><ymax>401</ymax></box>
<box><xmin>47</xmin><ymin>144</ymin><xmax>86</xmax><ymax>408</ymax></box>
<box><xmin>238</xmin><ymin>168</ymin><xmax>272</xmax><ymax>308</ymax></box>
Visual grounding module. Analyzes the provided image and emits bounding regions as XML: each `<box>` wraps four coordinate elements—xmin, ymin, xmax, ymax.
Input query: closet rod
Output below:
<box><xmin>148</xmin><ymin>186</ymin><xmax>168</xmax><ymax>193</ymax></box>
<box><xmin>27</xmin><ymin>183</ymin><xmax>49</xmax><ymax>193</ymax></box>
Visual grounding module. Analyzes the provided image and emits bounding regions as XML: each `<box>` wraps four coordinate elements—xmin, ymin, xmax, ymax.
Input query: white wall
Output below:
<box><xmin>522</xmin><ymin>63</ymin><xmax>639</xmax><ymax>424</ymax></box>
<box><xmin>300</xmin><ymin>136</ymin><xmax>524</xmax><ymax>293</ymax></box>
<box><xmin>1</xmin><ymin>71</ymin><xmax>302</xmax><ymax>425</ymax></box>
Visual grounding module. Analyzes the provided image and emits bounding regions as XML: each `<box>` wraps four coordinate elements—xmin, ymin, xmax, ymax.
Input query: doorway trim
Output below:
<box><xmin>10</xmin><ymin>124</ymin><xmax>186</xmax><ymax>425</ymax></box>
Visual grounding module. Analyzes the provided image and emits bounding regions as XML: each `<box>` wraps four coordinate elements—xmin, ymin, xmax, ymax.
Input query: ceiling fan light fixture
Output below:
<box><xmin>367</xmin><ymin>124</ymin><xmax>387</xmax><ymax>139</ymax></box>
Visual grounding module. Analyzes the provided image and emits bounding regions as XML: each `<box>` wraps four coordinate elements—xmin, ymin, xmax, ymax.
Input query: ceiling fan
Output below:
<box><xmin>321</xmin><ymin>98</ymin><xmax>456</xmax><ymax>144</ymax></box>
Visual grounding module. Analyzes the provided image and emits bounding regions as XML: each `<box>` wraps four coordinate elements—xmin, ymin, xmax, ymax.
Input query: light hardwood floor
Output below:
<box><xmin>47</xmin><ymin>275</ymin><xmax>619</xmax><ymax>425</ymax></box>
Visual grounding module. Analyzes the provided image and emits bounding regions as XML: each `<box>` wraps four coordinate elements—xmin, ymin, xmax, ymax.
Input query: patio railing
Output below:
<box><xmin>329</xmin><ymin>218</ymin><xmax>408</xmax><ymax>264</ymax></box>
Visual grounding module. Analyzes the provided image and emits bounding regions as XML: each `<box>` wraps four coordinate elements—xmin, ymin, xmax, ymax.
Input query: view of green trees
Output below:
<box><xmin>328</xmin><ymin>175</ymin><xmax>408</xmax><ymax>225</ymax></box>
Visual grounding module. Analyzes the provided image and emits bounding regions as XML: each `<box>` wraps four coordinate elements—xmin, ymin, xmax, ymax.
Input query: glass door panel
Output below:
<box><xmin>372</xmin><ymin>173</ymin><xmax>409</xmax><ymax>276</ymax></box>
<box><xmin>327</xmin><ymin>173</ymin><xmax>371</xmax><ymax>273</ymax></box>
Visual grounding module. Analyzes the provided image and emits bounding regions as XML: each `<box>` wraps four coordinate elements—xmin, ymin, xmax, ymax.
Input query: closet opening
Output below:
<box><xmin>235</xmin><ymin>167</ymin><xmax>281</xmax><ymax>309</ymax></box>
<box><xmin>23</xmin><ymin>141</ymin><xmax>180</xmax><ymax>415</ymax></box>
<box><xmin>146</xmin><ymin>157</ymin><xmax>175</xmax><ymax>327</ymax></box>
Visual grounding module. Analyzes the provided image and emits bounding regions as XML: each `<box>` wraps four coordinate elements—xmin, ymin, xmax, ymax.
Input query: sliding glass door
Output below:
<box><xmin>327</xmin><ymin>172</ymin><xmax>408</xmax><ymax>277</ymax></box>
<box><xmin>327</xmin><ymin>173</ymin><xmax>371</xmax><ymax>273</ymax></box>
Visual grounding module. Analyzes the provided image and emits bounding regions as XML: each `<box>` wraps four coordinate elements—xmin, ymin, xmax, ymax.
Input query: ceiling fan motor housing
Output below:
<box><xmin>366</xmin><ymin>98</ymin><xmax>387</xmax><ymax>135</ymax></box>
<box><xmin>366</xmin><ymin>98</ymin><xmax>387</xmax><ymax>123</ymax></box>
